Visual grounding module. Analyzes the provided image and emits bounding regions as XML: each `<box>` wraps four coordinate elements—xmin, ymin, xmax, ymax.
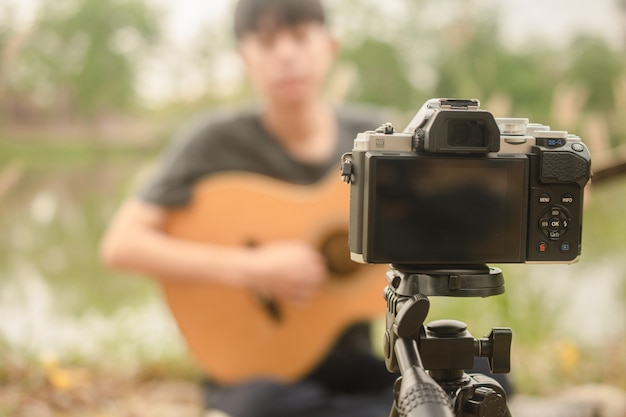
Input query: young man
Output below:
<box><xmin>100</xmin><ymin>0</ymin><xmax>396</xmax><ymax>416</ymax></box>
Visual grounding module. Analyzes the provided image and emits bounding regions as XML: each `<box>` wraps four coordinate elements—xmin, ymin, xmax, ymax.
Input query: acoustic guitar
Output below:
<box><xmin>159</xmin><ymin>172</ymin><xmax>388</xmax><ymax>385</ymax></box>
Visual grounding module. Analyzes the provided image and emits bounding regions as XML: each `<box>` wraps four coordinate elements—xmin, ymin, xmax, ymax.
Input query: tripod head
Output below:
<box><xmin>383</xmin><ymin>264</ymin><xmax>513</xmax><ymax>417</ymax></box>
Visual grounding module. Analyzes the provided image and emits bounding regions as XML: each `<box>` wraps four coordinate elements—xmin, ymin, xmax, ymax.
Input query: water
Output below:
<box><xmin>0</xmin><ymin>161</ymin><xmax>186</xmax><ymax>364</ymax></box>
<box><xmin>0</xmin><ymin>265</ymin><xmax>184</xmax><ymax>362</ymax></box>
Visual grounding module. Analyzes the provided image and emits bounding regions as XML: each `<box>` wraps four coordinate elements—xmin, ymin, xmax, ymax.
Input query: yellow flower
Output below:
<box><xmin>558</xmin><ymin>340</ymin><xmax>580</xmax><ymax>373</ymax></box>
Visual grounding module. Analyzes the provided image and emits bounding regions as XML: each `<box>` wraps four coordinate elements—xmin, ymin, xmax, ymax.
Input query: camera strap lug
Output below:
<box><xmin>340</xmin><ymin>153</ymin><xmax>353</xmax><ymax>184</ymax></box>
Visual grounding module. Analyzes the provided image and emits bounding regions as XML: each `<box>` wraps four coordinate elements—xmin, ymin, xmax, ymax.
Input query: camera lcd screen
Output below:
<box><xmin>366</xmin><ymin>155</ymin><xmax>528</xmax><ymax>264</ymax></box>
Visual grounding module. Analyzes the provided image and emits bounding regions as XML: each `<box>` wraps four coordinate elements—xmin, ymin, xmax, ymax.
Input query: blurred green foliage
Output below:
<box><xmin>1</xmin><ymin>0</ymin><xmax>624</xmax><ymax>134</ymax></box>
<box><xmin>336</xmin><ymin>5</ymin><xmax>626</xmax><ymax>151</ymax></box>
<box><xmin>1</xmin><ymin>0</ymin><xmax>161</xmax><ymax>119</ymax></box>
<box><xmin>340</xmin><ymin>39</ymin><xmax>417</xmax><ymax>110</ymax></box>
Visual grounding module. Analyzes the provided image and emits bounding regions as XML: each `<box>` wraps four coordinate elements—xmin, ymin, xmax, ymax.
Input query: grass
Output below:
<box><xmin>0</xmin><ymin>138</ymin><xmax>154</xmax><ymax>170</ymax></box>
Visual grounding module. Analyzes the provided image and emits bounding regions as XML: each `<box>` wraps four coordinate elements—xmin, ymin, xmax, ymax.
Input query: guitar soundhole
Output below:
<box><xmin>320</xmin><ymin>231</ymin><xmax>359</xmax><ymax>278</ymax></box>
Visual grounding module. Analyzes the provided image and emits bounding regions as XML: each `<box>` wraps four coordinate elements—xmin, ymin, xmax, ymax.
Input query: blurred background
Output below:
<box><xmin>1</xmin><ymin>0</ymin><xmax>625</xmax><ymax>415</ymax></box>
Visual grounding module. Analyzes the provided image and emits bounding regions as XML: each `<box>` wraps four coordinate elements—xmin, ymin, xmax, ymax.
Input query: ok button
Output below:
<box><xmin>549</xmin><ymin>218</ymin><xmax>561</xmax><ymax>230</ymax></box>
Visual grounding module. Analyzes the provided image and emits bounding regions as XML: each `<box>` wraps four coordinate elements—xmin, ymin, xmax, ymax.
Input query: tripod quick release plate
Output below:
<box><xmin>387</xmin><ymin>264</ymin><xmax>505</xmax><ymax>298</ymax></box>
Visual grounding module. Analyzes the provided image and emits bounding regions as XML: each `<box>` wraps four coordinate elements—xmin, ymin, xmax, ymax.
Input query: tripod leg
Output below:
<box><xmin>388</xmin><ymin>377</ymin><xmax>402</xmax><ymax>417</ymax></box>
<box><xmin>392</xmin><ymin>337</ymin><xmax>454</xmax><ymax>417</ymax></box>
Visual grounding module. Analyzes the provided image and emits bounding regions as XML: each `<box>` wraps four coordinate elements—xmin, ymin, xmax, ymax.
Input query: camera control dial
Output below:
<box><xmin>539</xmin><ymin>205</ymin><xmax>572</xmax><ymax>240</ymax></box>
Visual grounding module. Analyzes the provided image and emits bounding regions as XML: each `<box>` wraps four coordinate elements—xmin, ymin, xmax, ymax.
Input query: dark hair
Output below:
<box><xmin>233</xmin><ymin>0</ymin><xmax>326</xmax><ymax>40</ymax></box>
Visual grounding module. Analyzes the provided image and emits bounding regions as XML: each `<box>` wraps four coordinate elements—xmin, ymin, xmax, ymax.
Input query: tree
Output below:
<box><xmin>8</xmin><ymin>0</ymin><xmax>161</xmax><ymax>119</ymax></box>
<box><xmin>339</xmin><ymin>38</ymin><xmax>418</xmax><ymax>111</ymax></box>
<box><xmin>431</xmin><ymin>17</ymin><xmax>556</xmax><ymax>120</ymax></box>
<box><xmin>564</xmin><ymin>36</ymin><xmax>625</xmax><ymax>113</ymax></box>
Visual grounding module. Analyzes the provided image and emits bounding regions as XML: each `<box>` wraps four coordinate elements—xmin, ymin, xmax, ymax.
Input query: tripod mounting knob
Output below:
<box><xmin>419</xmin><ymin>321</ymin><xmax>512</xmax><ymax>376</ymax></box>
<box><xmin>477</xmin><ymin>328</ymin><xmax>512</xmax><ymax>374</ymax></box>
<box><xmin>463</xmin><ymin>386</ymin><xmax>508</xmax><ymax>417</ymax></box>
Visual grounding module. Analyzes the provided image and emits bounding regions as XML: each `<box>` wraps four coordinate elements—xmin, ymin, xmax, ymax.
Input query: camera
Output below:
<box><xmin>342</xmin><ymin>98</ymin><xmax>592</xmax><ymax>265</ymax></box>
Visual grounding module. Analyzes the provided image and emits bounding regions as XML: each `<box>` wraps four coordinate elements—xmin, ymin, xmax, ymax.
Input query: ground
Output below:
<box><xmin>3</xmin><ymin>362</ymin><xmax>626</xmax><ymax>417</ymax></box>
<box><xmin>0</xmin><ymin>361</ymin><xmax>203</xmax><ymax>417</ymax></box>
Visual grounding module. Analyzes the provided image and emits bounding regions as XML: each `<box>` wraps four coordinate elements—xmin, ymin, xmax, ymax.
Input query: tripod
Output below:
<box><xmin>382</xmin><ymin>264</ymin><xmax>513</xmax><ymax>417</ymax></box>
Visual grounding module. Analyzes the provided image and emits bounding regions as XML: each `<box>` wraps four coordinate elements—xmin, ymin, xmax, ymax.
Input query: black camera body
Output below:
<box><xmin>343</xmin><ymin>98</ymin><xmax>592</xmax><ymax>265</ymax></box>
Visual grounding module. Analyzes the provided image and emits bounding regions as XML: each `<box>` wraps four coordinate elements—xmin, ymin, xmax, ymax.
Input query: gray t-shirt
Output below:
<box><xmin>138</xmin><ymin>105</ymin><xmax>385</xmax><ymax>207</ymax></box>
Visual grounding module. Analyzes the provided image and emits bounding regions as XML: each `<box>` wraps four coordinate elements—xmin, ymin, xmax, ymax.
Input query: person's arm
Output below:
<box><xmin>99</xmin><ymin>198</ymin><xmax>328</xmax><ymax>305</ymax></box>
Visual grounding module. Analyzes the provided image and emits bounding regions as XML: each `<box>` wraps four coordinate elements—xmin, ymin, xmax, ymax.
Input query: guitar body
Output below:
<box><xmin>159</xmin><ymin>172</ymin><xmax>387</xmax><ymax>385</ymax></box>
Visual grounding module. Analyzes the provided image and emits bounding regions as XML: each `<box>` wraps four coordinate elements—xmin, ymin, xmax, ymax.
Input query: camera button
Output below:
<box><xmin>537</xmin><ymin>241</ymin><xmax>549</xmax><ymax>253</ymax></box>
<box><xmin>549</xmin><ymin>230</ymin><xmax>561</xmax><ymax>240</ymax></box>
<box><xmin>549</xmin><ymin>218</ymin><xmax>561</xmax><ymax>230</ymax></box>
<box><xmin>560</xmin><ymin>242</ymin><xmax>572</xmax><ymax>253</ymax></box>
<box><xmin>571</xmin><ymin>143</ymin><xmax>585</xmax><ymax>152</ymax></box>
<box><xmin>561</xmin><ymin>194</ymin><xmax>574</xmax><ymax>205</ymax></box>
<box><xmin>539</xmin><ymin>193</ymin><xmax>551</xmax><ymax>204</ymax></box>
